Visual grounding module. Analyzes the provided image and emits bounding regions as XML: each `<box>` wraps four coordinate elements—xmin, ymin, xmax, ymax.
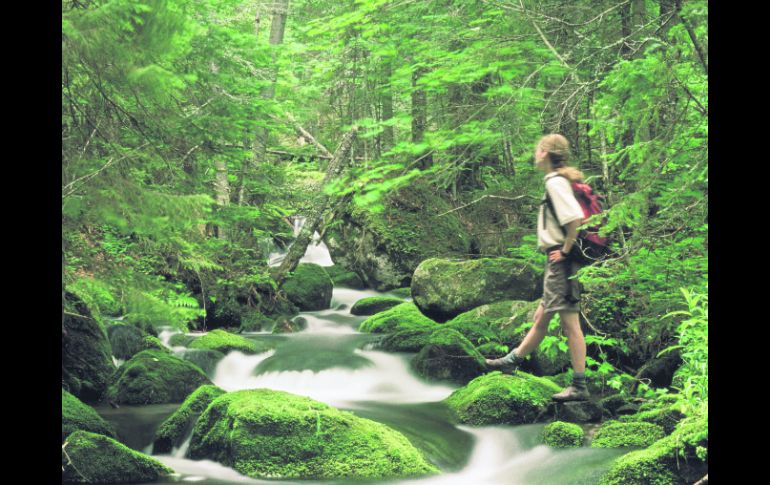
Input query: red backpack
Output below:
<box><xmin>543</xmin><ymin>176</ymin><xmax>610</xmax><ymax>265</ymax></box>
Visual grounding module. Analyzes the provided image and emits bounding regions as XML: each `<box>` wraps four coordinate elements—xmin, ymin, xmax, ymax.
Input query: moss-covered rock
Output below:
<box><xmin>142</xmin><ymin>335</ymin><xmax>168</xmax><ymax>353</ymax></box>
<box><xmin>542</xmin><ymin>421</ymin><xmax>584</xmax><ymax>448</ymax></box>
<box><xmin>62</xmin><ymin>430</ymin><xmax>174</xmax><ymax>483</ymax></box>
<box><xmin>62</xmin><ymin>292</ymin><xmax>115</xmax><ymax>403</ymax></box>
<box><xmin>350</xmin><ymin>296</ymin><xmax>405</xmax><ymax>316</ymax></box>
<box><xmin>600</xmin><ymin>413</ymin><xmax>708</xmax><ymax>485</ymax></box>
<box><xmin>281</xmin><ymin>263</ymin><xmax>334</xmax><ymax>311</ymax></box>
<box><xmin>272</xmin><ymin>315</ymin><xmax>309</xmax><ymax>334</ymax></box>
<box><xmin>617</xmin><ymin>403</ymin><xmax>684</xmax><ymax>435</ymax></box>
<box><xmin>411</xmin><ymin>258</ymin><xmax>542</xmax><ymax>322</ymax></box>
<box><xmin>323</xmin><ymin>179</ymin><xmax>472</xmax><ymax>291</ymax></box>
<box><xmin>444</xmin><ymin>300</ymin><xmax>522</xmax><ymax>344</ymax></box>
<box><xmin>323</xmin><ymin>265</ymin><xmax>366</xmax><ymax>289</ymax></box>
<box><xmin>411</xmin><ymin>328</ymin><xmax>486</xmax><ymax>383</ymax></box>
<box><xmin>188</xmin><ymin>389</ymin><xmax>439</xmax><ymax>479</ymax></box>
<box><xmin>177</xmin><ymin>349</ymin><xmax>226</xmax><ymax>377</ymax></box>
<box><xmin>153</xmin><ymin>385</ymin><xmax>226</xmax><ymax>454</ymax></box>
<box><xmin>378</xmin><ymin>329</ymin><xmax>433</xmax><ymax>353</ymax></box>
<box><xmin>62</xmin><ymin>388</ymin><xmax>117</xmax><ymax>443</ymax></box>
<box><xmin>188</xmin><ymin>329</ymin><xmax>271</xmax><ymax>355</ymax></box>
<box><xmin>444</xmin><ymin>371</ymin><xmax>562</xmax><ymax>425</ymax></box>
<box><xmin>168</xmin><ymin>333</ymin><xmax>195</xmax><ymax>347</ymax></box>
<box><xmin>106</xmin><ymin>349</ymin><xmax>211</xmax><ymax>404</ymax></box>
<box><xmin>239</xmin><ymin>312</ymin><xmax>277</xmax><ymax>333</ymax></box>
<box><xmin>359</xmin><ymin>302</ymin><xmax>439</xmax><ymax>334</ymax></box>
<box><xmin>107</xmin><ymin>324</ymin><xmax>145</xmax><ymax>360</ymax></box>
<box><xmin>389</xmin><ymin>287</ymin><xmax>412</xmax><ymax>298</ymax></box>
<box><xmin>590</xmin><ymin>421</ymin><xmax>666</xmax><ymax>448</ymax></box>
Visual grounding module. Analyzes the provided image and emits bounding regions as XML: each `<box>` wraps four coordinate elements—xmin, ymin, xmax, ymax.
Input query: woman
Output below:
<box><xmin>486</xmin><ymin>134</ymin><xmax>589</xmax><ymax>402</ymax></box>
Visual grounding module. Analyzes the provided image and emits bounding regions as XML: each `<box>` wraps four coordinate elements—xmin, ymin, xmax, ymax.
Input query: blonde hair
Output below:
<box><xmin>538</xmin><ymin>133</ymin><xmax>584</xmax><ymax>183</ymax></box>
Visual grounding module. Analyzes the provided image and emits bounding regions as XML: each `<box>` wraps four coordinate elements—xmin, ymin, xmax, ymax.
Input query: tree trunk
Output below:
<box><xmin>270</xmin><ymin>126</ymin><xmax>359</xmax><ymax>286</ymax></box>
<box><xmin>411</xmin><ymin>65</ymin><xmax>431</xmax><ymax>169</ymax></box>
<box><xmin>214</xmin><ymin>160</ymin><xmax>231</xmax><ymax>240</ymax></box>
<box><xmin>239</xmin><ymin>0</ymin><xmax>290</xmax><ymax>206</ymax></box>
<box><xmin>380</xmin><ymin>60</ymin><xmax>394</xmax><ymax>153</ymax></box>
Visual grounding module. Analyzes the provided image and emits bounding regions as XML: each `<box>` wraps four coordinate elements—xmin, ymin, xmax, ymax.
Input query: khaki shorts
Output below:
<box><xmin>541</xmin><ymin>257</ymin><xmax>583</xmax><ymax>313</ymax></box>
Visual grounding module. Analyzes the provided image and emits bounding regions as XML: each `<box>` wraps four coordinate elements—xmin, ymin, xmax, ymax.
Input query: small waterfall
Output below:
<box><xmin>112</xmin><ymin>356</ymin><xmax>125</xmax><ymax>367</ymax></box>
<box><xmin>172</xmin><ymin>435</ymin><xmax>193</xmax><ymax>458</ymax></box>
<box><xmin>267</xmin><ymin>216</ymin><xmax>334</xmax><ymax>267</ymax></box>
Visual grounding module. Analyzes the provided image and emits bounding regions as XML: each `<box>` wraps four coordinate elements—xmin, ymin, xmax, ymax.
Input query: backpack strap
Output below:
<box><xmin>542</xmin><ymin>182</ymin><xmax>568</xmax><ymax>237</ymax></box>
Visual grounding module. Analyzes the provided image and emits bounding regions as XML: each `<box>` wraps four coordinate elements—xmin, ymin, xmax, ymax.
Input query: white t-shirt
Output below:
<box><xmin>537</xmin><ymin>172</ymin><xmax>585</xmax><ymax>251</ymax></box>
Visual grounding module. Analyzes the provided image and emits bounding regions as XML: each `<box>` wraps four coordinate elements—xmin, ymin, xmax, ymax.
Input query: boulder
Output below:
<box><xmin>177</xmin><ymin>349</ymin><xmax>226</xmax><ymax>377</ymax></box>
<box><xmin>590</xmin><ymin>421</ymin><xmax>666</xmax><ymax>448</ymax></box>
<box><xmin>188</xmin><ymin>329</ymin><xmax>271</xmax><ymax>355</ymax></box>
<box><xmin>188</xmin><ymin>389</ymin><xmax>439</xmax><ymax>479</ymax></box>
<box><xmin>323</xmin><ymin>265</ymin><xmax>366</xmax><ymax>289</ymax></box>
<box><xmin>444</xmin><ymin>371</ymin><xmax>561</xmax><ymax>425</ymax></box>
<box><xmin>272</xmin><ymin>315</ymin><xmax>309</xmax><ymax>334</ymax></box>
<box><xmin>411</xmin><ymin>258</ymin><xmax>541</xmax><ymax>322</ymax></box>
<box><xmin>548</xmin><ymin>401</ymin><xmax>604</xmax><ymax>423</ymax></box>
<box><xmin>106</xmin><ymin>349</ymin><xmax>211</xmax><ymax>405</ymax></box>
<box><xmin>281</xmin><ymin>263</ymin><xmax>334</xmax><ymax>311</ymax></box>
<box><xmin>389</xmin><ymin>287</ymin><xmax>412</xmax><ymax>298</ymax></box>
<box><xmin>168</xmin><ymin>333</ymin><xmax>195</xmax><ymax>347</ymax></box>
<box><xmin>542</xmin><ymin>421</ymin><xmax>584</xmax><ymax>448</ymax></box>
<box><xmin>350</xmin><ymin>296</ymin><xmax>404</xmax><ymax>316</ymax></box>
<box><xmin>378</xmin><ymin>329</ymin><xmax>433</xmax><ymax>353</ymax></box>
<box><xmin>359</xmin><ymin>302</ymin><xmax>438</xmax><ymax>334</ymax></box>
<box><xmin>411</xmin><ymin>328</ymin><xmax>486</xmax><ymax>383</ymax></box>
<box><xmin>107</xmin><ymin>324</ymin><xmax>145</xmax><ymax>360</ymax></box>
<box><xmin>239</xmin><ymin>312</ymin><xmax>277</xmax><ymax>333</ymax></box>
<box><xmin>636</xmin><ymin>348</ymin><xmax>683</xmax><ymax>389</ymax></box>
<box><xmin>62</xmin><ymin>388</ymin><xmax>117</xmax><ymax>443</ymax></box>
<box><xmin>62</xmin><ymin>292</ymin><xmax>115</xmax><ymax>403</ymax></box>
<box><xmin>62</xmin><ymin>431</ymin><xmax>174</xmax><ymax>484</ymax></box>
<box><xmin>153</xmin><ymin>384</ymin><xmax>226</xmax><ymax>454</ymax></box>
<box><xmin>617</xmin><ymin>399</ymin><xmax>684</xmax><ymax>435</ymax></box>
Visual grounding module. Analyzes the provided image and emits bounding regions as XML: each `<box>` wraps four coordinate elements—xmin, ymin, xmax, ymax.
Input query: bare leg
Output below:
<box><xmin>558</xmin><ymin>310</ymin><xmax>586</xmax><ymax>373</ymax></box>
<box><xmin>515</xmin><ymin>302</ymin><xmax>554</xmax><ymax>357</ymax></box>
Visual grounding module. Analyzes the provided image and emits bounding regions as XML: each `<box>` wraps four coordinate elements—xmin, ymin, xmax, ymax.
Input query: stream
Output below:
<box><xmin>94</xmin><ymin>226</ymin><xmax>626</xmax><ymax>484</ymax></box>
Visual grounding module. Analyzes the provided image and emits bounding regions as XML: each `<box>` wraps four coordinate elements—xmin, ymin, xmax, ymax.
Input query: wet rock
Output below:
<box><xmin>359</xmin><ymin>302</ymin><xmax>438</xmax><ymax>334</ymax></box>
<box><xmin>177</xmin><ymin>349</ymin><xmax>226</xmax><ymax>377</ymax></box>
<box><xmin>107</xmin><ymin>324</ymin><xmax>145</xmax><ymax>360</ymax></box>
<box><xmin>548</xmin><ymin>400</ymin><xmax>604</xmax><ymax>423</ymax></box>
<box><xmin>281</xmin><ymin>263</ymin><xmax>334</xmax><ymax>311</ymax></box>
<box><xmin>350</xmin><ymin>296</ymin><xmax>404</xmax><ymax>316</ymax></box>
<box><xmin>411</xmin><ymin>328</ymin><xmax>486</xmax><ymax>383</ymax></box>
<box><xmin>188</xmin><ymin>329</ymin><xmax>271</xmax><ymax>355</ymax></box>
<box><xmin>323</xmin><ymin>265</ymin><xmax>366</xmax><ymax>289</ymax></box>
<box><xmin>542</xmin><ymin>421</ymin><xmax>584</xmax><ymax>448</ymax></box>
<box><xmin>62</xmin><ymin>388</ymin><xmax>117</xmax><ymax>443</ymax></box>
<box><xmin>153</xmin><ymin>384</ymin><xmax>226</xmax><ymax>454</ymax></box>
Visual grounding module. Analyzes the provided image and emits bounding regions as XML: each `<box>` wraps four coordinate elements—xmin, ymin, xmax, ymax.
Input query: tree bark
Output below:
<box><xmin>270</xmin><ymin>126</ymin><xmax>359</xmax><ymax>285</ymax></box>
<box><xmin>214</xmin><ymin>160</ymin><xmax>231</xmax><ymax>240</ymax></box>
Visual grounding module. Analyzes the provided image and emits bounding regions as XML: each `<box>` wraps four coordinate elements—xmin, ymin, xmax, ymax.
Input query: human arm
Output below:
<box><xmin>548</xmin><ymin>219</ymin><xmax>580</xmax><ymax>262</ymax></box>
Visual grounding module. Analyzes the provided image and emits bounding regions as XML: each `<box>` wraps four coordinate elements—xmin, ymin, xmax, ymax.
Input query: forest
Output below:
<box><xmin>62</xmin><ymin>1</ymin><xmax>707</xmax><ymax>484</ymax></box>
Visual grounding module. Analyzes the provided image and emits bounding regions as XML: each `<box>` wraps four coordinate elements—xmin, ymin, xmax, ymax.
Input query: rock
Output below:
<box><xmin>548</xmin><ymin>401</ymin><xmax>604</xmax><ymax>423</ymax></box>
<box><xmin>542</xmin><ymin>421</ymin><xmax>584</xmax><ymax>448</ymax></box>
<box><xmin>378</xmin><ymin>329</ymin><xmax>433</xmax><ymax>352</ymax></box>
<box><xmin>615</xmin><ymin>403</ymin><xmax>641</xmax><ymax>416</ymax></box>
<box><xmin>617</xmin><ymin>403</ymin><xmax>684</xmax><ymax>435</ymax></box>
<box><xmin>598</xmin><ymin>394</ymin><xmax>632</xmax><ymax>416</ymax></box>
<box><xmin>142</xmin><ymin>335</ymin><xmax>169</xmax><ymax>353</ymax></box>
<box><xmin>411</xmin><ymin>328</ymin><xmax>486</xmax><ymax>383</ymax></box>
<box><xmin>62</xmin><ymin>292</ymin><xmax>115</xmax><ymax>403</ymax></box>
<box><xmin>323</xmin><ymin>265</ymin><xmax>366</xmax><ymax>289</ymax></box>
<box><xmin>188</xmin><ymin>329</ymin><xmax>272</xmax><ymax>355</ymax></box>
<box><xmin>62</xmin><ymin>388</ymin><xmax>117</xmax><ymax>443</ymax></box>
<box><xmin>106</xmin><ymin>349</ymin><xmax>211</xmax><ymax>405</ymax></box>
<box><xmin>389</xmin><ymin>287</ymin><xmax>412</xmax><ymax>298</ymax></box>
<box><xmin>636</xmin><ymin>348</ymin><xmax>683</xmax><ymax>388</ymax></box>
<box><xmin>153</xmin><ymin>384</ymin><xmax>226</xmax><ymax>454</ymax></box>
<box><xmin>444</xmin><ymin>371</ymin><xmax>562</xmax><ymax>425</ymax></box>
<box><xmin>62</xmin><ymin>430</ymin><xmax>174</xmax><ymax>484</ymax></box>
<box><xmin>177</xmin><ymin>349</ymin><xmax>226</xmax><ymax>377</ymax></box>
<box><xmin>281</xmin><ymin>263</ymin><xmax>334</xmax><ymax>311</ymax></box>
<box><xmin>187</xmin><ymin>389</ymin><xmax>439</xmax><ymax>479</ymax></box>
<box><xmin>411</xmin><ymin>258</ymin><xmax>542</xmax><ymax>322</ymax></box>
<box><xmin>590</xmin><ymin>421</ymin><xmax>666</xmax><ymax>448</ymax></box>
<box><xmin>239</xmin><ymin>312</ymin><xmax>277</xmax><ymax>333</ymax></box>
<box><xmin>444</xmin><ymin>300</ymin><xmax>539</xmax><ymax>345</ymax></box>
<box><xmin>350</xmin><ymin>296</ymin><xmax>404</xmax><ymax>316</ymax></box>
<box><xmin>322</xmin><ymin>180</ymin><xmax>472</xmax><ymax>291</ymax></box>
<box><xmin>169</xmin><ymin>333</ymin><xmax>195</xmax><ymax>347</ymax></box>
<box><xmin>600</xmin><ymin>414</ymin><xmax>707</xmax><ymax>485</ymax></box>
<box><xmin>272</xmin><ymin>316</ymin><xmax>309</xmax><ymax>334</ymax></box>
<box><xmin>107</xmin><ymin>324</ymin><xmax>145</xmax><ymax>360</ymax></box>
<box><xmin>359</xmin><ymin>302</ymin><xmax>438</xmax><ymax>334</ymax></box>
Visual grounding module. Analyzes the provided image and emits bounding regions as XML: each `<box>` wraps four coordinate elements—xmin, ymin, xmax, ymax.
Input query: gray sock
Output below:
<box><xmin>572</xmin><ymin>372</ymin><xmax>587</xmax><ymax>390</ymax></box>
<box><xmin>502</xmin><ymin>348</ymin><xmax>523</xmax><ymax>365</ymax></box>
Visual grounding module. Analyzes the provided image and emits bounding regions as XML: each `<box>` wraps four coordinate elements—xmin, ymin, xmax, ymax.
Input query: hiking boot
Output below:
<box><xmin>552</xmin><ymin>385</ymin><xmax>590</xmax><ymax>402</ymax></box>
<box><xmin>485</xmin><ymin>353</ymin><xmax>522</xmax><ymax>373</ymax></box>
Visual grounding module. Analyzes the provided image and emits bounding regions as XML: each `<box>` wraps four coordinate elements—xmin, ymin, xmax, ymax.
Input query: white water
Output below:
<box><xmin>268</xmin><ymin>216</ymin><xmax>334</xmax><ymax>267</ymax></box>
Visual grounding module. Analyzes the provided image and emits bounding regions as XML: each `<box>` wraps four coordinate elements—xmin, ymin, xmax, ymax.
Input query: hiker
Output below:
<box><xmin>486</xmin><ymin>133</ymin><xmax>590</xmax><ymax>402</ymax></box>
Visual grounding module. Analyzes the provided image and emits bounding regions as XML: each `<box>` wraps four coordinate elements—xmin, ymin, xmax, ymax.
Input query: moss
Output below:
<box><xmin>106</xmin><ymin>349</ymin><xmax>211</xmax><ymax>404</ymax></box>
<box><xmin>240</xmin><ymin>312</ymin><xmax>276</xmax><ymax>333</ymax></box>
<box><xmin>350</xmin><ymin>296</ymin><xmax>405</xmax><ymax>316</ymax></box>
<box><xmin>62</xmin><ymin>388</ymin><xmax>117</xmax><ymax>443</ymax></box>
<box><xmin>169</xmin><ymin>333</ymin><xmax>195</xmax><ymax>347</ymax></box>
<box><xmin>379</xmin><ymin>329</ymin><xmax>433</xmax><ymax>352</ymax></box>
<box><xmin>444</xmin><ymin>371</ymin><xmax>562</xmax><ymax>425</ymax></box>
<box><xmin>142</xmin><ymin>335</ymin><xmax>169</xmax><ymax>353</ymax></box>
<box><xmin>62</xmin><ymin>431</ymin><xmax>174</xmax><ymax>483</ymax></box>
<box><xmin>281</xmin><ymin>263</ymin><xmax>334</xmax><ymax>311</ymax></box>
<box><xmin>188</xmin><ymin>389</ymin><xmax>439</xmax><ymax>479</ymax></box>
<box><xmin>177</xmin><ymin>349</ymin><xmax>226</xmax><ymax>377</ymax></box>
<box><xmin>154</xmin><ymin>384</ymin><xmax>226</xmax><ymax>454</ymax></box>
<box><xmin>188</xmin><ymin>329</ymin><xmax>271</xmax><ymax>355</ymax></box>
<box><xmin>359</xmin><ymin>302</ymin><xmax>439</xmax><ymax>334</ymax></box>
<box><xmin>475</xmin><ymin>342</ymin><xmax>509</xmax><ymax>359</ymax></box>
<box><xmin>324</xmin><ymin>265</ymin><xmax>366</xmax><ymax>289</ymax></box>
<box><xmin>590</xmin><ymin>421</ymin><xmax>666</xmax><ymax>448</ymax></box>
<box><xmin>444</xmin><ymin>300</ymin><xmax>530</xmax><ymax>345</ymax></box>
<box><xmin>600</xmin><ymin>413</ymin><xmax>707</xmax><ymax>485</ymax></box>
<box><xmin>411</xmin><ymin>328</ymin><xmax>487</xmax><ymax>383</ymax></box>
<box><xmin>542</xmin><ymin>421</ymin><xmax>584</xmax><ymax>448</ymax></box>
<box><xmin>617</xmin><ymin>405</ymin><xmax>684</xmax><ymax>435</ymax></box>
<box><xmin>390</xmin><ymin>287</ymin><xmax>412</xmax><ymax>298</ymax></box>
<box><xmin>107</xmin><ymin>324</ymin><xmax>145</xmax><ymax>360</ymax></box>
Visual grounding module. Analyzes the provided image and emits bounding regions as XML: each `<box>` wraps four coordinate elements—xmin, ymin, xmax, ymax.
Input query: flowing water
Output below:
<box><xmin>95</xmin><ymin>229</ymin><xmax>626</xmax><ymax>484</ymax></box>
